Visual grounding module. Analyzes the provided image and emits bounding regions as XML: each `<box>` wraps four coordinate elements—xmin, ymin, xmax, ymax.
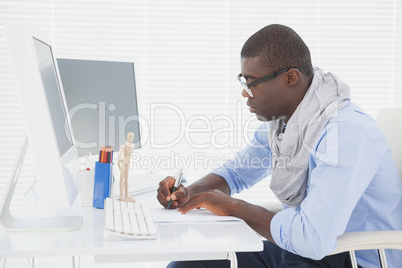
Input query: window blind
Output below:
<box><xmin>0</xmin><ymin>0</ymin><xmax>401</xmax><ymax>208</ymax></box>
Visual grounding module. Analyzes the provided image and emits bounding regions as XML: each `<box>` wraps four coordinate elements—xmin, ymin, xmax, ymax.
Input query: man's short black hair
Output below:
<box><xmin>241</xmin><ymin>24</ymin><xmax>313</xmax><ymax>77</ymax></box>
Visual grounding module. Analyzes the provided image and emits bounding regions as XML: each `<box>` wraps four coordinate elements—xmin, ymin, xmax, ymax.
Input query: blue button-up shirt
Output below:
<box><xmin>213</xmin><ymin>102</ymin><xmax>402</xmax><ymax>267</ymax></box>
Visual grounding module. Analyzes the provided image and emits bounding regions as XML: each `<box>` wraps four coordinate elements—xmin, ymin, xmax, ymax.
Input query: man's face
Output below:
<box><xmin>240</xmin><ymin>57</ymin><xmax>292</xmax><ymax>121</ymax></box>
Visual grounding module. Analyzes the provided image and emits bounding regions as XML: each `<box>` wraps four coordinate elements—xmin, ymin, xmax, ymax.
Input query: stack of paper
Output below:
<box><xmin>149</xmin><ymin>207</ymin><xmax>242</xmax><ymax>223</ymax></box>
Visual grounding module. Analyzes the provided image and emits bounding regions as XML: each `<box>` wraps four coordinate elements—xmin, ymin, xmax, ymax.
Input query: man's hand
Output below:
<box><xmin>157</xmin><ymin>176</ymin><xmax>191</xmax><ymax>209</ymax></box>
<box><xmin>178</xmin><ymin>189</ymin><xmax>234</xmax><ymax>216</ymax></box>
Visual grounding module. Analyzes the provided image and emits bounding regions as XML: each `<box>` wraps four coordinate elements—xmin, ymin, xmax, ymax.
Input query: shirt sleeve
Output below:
<box><xmin>270</xmin><ymin>120</ymin><xmax>384</xmax><ymax>260</ymax></box>
<box><xmin>212</xmin><ymin>122</ymin><xmax>272</xmax><ymax>195</ymax></box>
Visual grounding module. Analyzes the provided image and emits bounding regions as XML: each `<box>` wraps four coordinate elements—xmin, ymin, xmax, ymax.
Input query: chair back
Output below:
<box><xmin>376</xmin><ymin>107</ymin><xmax>402</xmax><ymax>180</ymax></box>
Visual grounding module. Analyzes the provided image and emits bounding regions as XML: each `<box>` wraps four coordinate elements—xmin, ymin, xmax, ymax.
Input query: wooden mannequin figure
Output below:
<box><xmin>117</xmin><ymin>132</ymin><xmax>135</xmax><ymax>202</ymax></box>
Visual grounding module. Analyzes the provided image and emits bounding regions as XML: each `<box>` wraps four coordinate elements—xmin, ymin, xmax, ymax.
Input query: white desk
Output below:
<box><xmin>0</xmin><ymin>185</ymin><xmax>263</xmax><ymax>264</ymax></box>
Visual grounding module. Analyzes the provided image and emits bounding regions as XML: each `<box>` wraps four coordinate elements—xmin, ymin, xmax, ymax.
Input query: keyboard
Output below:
<box><xmin>128</xmin><ymin>172</ymin><xmax>162</xmax><ymax>196</ymax></box>
<box><xmin>128</xmin><ymin>172</ymin><xmax>187</xmax><ymax>196</ymax></box>
<box><xmin>104</xmin><ymin>197</ymin><xmax>157</xmax><ymax>239</ymax></box>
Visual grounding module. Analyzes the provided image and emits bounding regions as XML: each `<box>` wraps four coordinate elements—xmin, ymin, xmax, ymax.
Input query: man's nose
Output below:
<box><xmin>242</xmin><ymin>88</ymin><xmax>252</xmax><ymax>98</ymax></box>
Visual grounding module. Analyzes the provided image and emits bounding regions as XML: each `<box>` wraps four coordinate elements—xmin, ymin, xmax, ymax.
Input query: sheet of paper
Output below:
<box><xmin>149</xmin><ymin>207</ymin><xmax>242</xmax><ymax>223</ymax></box>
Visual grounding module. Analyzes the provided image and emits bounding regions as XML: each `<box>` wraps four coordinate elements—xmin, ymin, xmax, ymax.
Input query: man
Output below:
<box><xmin>157</xmin><ymin>24</ymin><xmax>402</xmax><ymax>267</ymax></box>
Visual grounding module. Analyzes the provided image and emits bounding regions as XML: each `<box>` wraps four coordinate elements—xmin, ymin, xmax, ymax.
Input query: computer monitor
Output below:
<box><xmin>56</xmin><ymin>58</ymin><xmax>141</xmax><ymax>157</ymax></box>
<box><xmin>0</xmin><ymin>23</ymin><xmax>82</xmax><ymax>231</ymax></box>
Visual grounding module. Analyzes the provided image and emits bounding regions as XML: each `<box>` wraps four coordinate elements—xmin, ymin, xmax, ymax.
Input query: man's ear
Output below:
<box><xmin>286</xmin><ymin>69</ymin><xmax>300</xmax><ymax>86</ymax></box>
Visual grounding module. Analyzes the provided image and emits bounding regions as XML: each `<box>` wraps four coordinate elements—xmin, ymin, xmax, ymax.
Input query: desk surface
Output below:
<box><xmin>0</xmin><ymin>185</ymin><xmax>263</xmax><ymax>262</ymax></box>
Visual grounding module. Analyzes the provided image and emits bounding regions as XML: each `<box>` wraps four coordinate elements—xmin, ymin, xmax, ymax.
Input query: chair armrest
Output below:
<box><xmin>329</xmin><ymin>231</ymin><xmax>402</xmax><ymax>256</ymax></box>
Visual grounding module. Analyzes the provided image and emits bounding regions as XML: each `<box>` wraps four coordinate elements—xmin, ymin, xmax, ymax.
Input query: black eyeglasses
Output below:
<box><xmin>237</xmin><ymin>67</ymin><xmax>300</xmax><ymax>98</ymax></box>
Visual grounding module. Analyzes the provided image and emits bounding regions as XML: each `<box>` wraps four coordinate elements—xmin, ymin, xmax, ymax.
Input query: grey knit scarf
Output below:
<box><xmin>269</xmin><ymin>67</ymin><xmax>351</xmax><ymax>207</ymax></box>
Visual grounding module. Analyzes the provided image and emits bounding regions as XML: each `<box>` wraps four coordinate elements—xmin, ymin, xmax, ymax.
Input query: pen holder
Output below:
<box><xmin>93</xmin><ymin>162</ymin><xmax>112</xmax><ymax>209</ymax></box>
<box><xmin>76</xmin><ymin>169</ymin><xmax>95</xmax><ymax>207</ymax></box>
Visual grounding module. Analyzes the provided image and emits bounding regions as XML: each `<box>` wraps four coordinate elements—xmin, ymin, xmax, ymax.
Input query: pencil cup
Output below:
<box><xmin>76</xmin><ymin>169</ymin><xmax>95</xmax><ymax>207</ymax></box>
<box><xmin>93</xmin><ymin>162</ymin><xmax>112</xmax><ymax>209</ymax></box>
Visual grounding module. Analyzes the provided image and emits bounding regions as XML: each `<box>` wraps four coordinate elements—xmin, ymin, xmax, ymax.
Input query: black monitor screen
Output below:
<box><xmin>33</xmin><ymin>38</ymin><xmax>73</xmax><ymax>156</ymax></box>
<box><xmin>57</xmin><ymin>58</ymin><xmax>140</xmax><ymax>156</ymax></box>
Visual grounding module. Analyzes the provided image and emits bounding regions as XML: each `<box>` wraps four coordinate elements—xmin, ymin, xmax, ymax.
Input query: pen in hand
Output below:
<box><xmin>167</xmin><ymin>170</ymin><xmax>183</xmax><ymax>210</ymax></box>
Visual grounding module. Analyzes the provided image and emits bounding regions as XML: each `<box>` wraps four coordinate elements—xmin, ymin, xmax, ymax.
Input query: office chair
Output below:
<box><xmin>328</xmin><ymin>107</ymin><xmax>402</xmax><ymax>268</ymax></box>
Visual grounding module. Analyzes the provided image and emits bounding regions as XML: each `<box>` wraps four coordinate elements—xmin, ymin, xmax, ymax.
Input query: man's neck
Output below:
<box><xmin>284</xmin><ymin>74</ymin><xmax>314</xmax><ymax>124</ymax></box>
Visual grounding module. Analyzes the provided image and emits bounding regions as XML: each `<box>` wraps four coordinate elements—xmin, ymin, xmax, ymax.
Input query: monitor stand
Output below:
<box><xmin>0</xmin><ymin>135</ymin><xmax>83</xmax><ymax>232</ymax></box>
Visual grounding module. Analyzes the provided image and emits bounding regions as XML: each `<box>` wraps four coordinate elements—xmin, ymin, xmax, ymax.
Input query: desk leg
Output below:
<box><xmin>72</xmin><ymin>256</ymin><xmax>80</xmax><ymax>268</ymax></box>
<box><xmin>27</xmin><ymin>257</ymin><xmax>35</xmax><ymax>268</ymax></box>
<box><xmin>228</xmin><ymin>252</ymin><xmax>238</xmax><ymax>268</ymax></box>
